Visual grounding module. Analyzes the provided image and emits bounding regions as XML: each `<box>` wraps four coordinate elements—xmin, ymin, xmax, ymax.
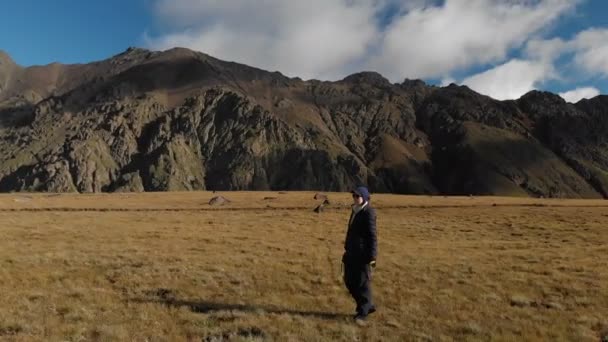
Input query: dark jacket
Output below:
<box><xmin>343</xmin><ymin>204</ymin><xmax>377</xmax><ymax>264</ymax></box>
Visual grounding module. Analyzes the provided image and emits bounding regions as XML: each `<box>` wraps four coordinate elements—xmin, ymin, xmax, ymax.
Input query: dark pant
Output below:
<box><xmin>343</xmin><ymin>261</ymin><xmax>374</xmax><ymax>315</ymax></box>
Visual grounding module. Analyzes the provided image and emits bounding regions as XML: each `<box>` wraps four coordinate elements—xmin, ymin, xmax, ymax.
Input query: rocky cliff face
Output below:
<box><xmin>0</xmin><ymin>47</ymin><xmax>606</xmax><ymax>198</ymax></box>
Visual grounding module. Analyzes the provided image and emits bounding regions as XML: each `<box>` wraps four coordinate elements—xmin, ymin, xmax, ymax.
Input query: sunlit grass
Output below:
<box><xmin>0</xmin><ymin>192</ymin><xmax>606</xmax><ymax>341</ymax></box>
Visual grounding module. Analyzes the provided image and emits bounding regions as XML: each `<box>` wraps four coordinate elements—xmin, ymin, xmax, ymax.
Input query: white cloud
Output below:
<box><xmin>146</xmin><ymin>0</ymin><xmax>606</xmax><ymax>100</ymax></box>
<box><xmin>459</xmin><ymin>37</ymin><xmax>572</xmax><ymax>100</ymax></box>
<box><xmin>371</xmin><ymin>0</ymin><xmax>578</xmax><ymax>79</ymax></box>
<box><xmin>463</xmin><ymin>29</ymin><xmax>608</xmax><ymax>100</ymax></box>
<box><xmin>559</xmin><ymin>87</ymin><xmax>600</xmax><ymax>103</ymax></box>
<box><xmin>147</xmin><ymin>0</ymin><xmax>579</xmax><ymax>81</ymax></box>
<box><xmin>571</xmin><ymin>28</ymin><xmax>608</xmax><ymax>78</ymax></box>
<box><xmin>147</xmin><ymin>0</ymin><xmax>382</xmax><ymax>80</ymax></box>
<box><xmin>440</xmin><ymin>77</ymin><xmax>456</xmax><ymax>86</ymax></box>
<box><xmin>462</xmin><ymin>59</ymin><xmax>554</xmax><ymax>100</ymax></box>
<box><xmin>524</xmin><ymin>37</ymin><xmax>568</xmax><ymax>62</ymax></box>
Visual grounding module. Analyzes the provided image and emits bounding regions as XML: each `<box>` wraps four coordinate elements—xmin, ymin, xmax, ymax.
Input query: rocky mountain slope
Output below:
<box><xmin>0</xmin><ymin>47</ymin><xmax>606</xmax><ymax>198</ymax></box>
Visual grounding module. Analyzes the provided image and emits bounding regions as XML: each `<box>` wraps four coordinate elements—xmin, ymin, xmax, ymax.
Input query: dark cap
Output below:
<box><xmin>351</xmin><ymin>186</ymin><xmax>371</xmax><ymax>202</ymax></box>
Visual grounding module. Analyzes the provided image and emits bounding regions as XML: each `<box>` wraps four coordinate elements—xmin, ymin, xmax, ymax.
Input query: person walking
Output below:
<box><xmin>342</xmin><ymin>186</ymin><xmax>377</xmax><ymax>324</ymax></box>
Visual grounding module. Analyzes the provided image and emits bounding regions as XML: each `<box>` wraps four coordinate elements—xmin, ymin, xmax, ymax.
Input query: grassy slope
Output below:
<box><xmin>463</xmin><ymin>122</ymin><xmax>601</xmax><ymax>198</ymax></box>
<box><xmin>0</xmin><ymin>192</ymin><xmax>607</xmax><ymax>341</ymax></box>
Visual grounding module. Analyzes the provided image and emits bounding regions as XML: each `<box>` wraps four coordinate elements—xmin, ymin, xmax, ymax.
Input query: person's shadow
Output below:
<box><xmin>130</xmin><ymin>290</ymin><xmax>350</xmax><ymax>321</ymax></box>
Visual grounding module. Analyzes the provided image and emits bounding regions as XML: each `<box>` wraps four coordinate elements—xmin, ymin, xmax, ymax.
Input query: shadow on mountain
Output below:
<box><xmin>0</xmin><ymin>104</ymin><xmax>35</xmax><ymax>128</ymax></box>
<box><xmin>429</xmin><ymin>122</ymin><xmax>603</xmax><ymax>198</ymax></box>
<box><xmin>202</xmin><ymin>148</ymin><xmax>367</xmax><ymax>192</ymax></box>
<box><xmin>112</xmin><ymin>58</ymin><xmax>221</xmax><ymax>94</ymax></box>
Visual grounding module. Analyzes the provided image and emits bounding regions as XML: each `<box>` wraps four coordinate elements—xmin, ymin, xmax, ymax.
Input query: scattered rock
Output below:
<box><xmin>483</xmin><ymin>292</ymin><xmax>502</xmax><ymax>302</ymax></box>
<box><xmin>574</xmin><ymin>296</ymin><xmax>592</xmax><ymax>307</ymax></box>
<box><xmin>510</xmin><ymin>294</ymin><xmax>533</xmax><ymax>307</ymax></box>
<box><xmin>459</xmin><ymin>322</ymin><xmax>483</xmax><ymax>335</ymax></box>
<box><xmin>209</xmin><ymin>196</ymin><xmax>231</xmax><ymax>206</ymax></box>
<box><xmin>204</xmin><ymin>327</ymin><xmax>266</xmax><ymax>342</ymax></box>
<box><xmin>386</xmin><ymin>320</ymin><xmax>401</xmax><ymax>328</ymax></box>
<box><xmin>13</xmin><ymin>196</ymin><xmax>32</xmax><ymax>203</ymax></box>
<box><xmin>543</xmin><ymin>301</ymin><xmax>564</xmax><ymax>310</ymax></box>
<box><xmin>412</xmin><ymin>332</ymin><xmax>432</xmax><ymax>341</ymax></box>
<box><xmin>263</xmin><ymin>197</ymin><xmax>277</xmax><ymax>201</ymax></box>
<box><xmin>575</xmin><ymin>315</ymin><xmax>598</xmax><ymax>325</ymax></box>
<box><xmin>0</xmin><ymin>323</ymin><xmax>23</xmax><ymax>336</ymax></box>
<box><xmin>314</xmin><ymin>193</ymin><xmax>328</xmax><ymax>201</ymax></box>
<box><xmin>144</xmin><ymin>288</ymin><xmax>175</xmax><ymax>301</ymax></box>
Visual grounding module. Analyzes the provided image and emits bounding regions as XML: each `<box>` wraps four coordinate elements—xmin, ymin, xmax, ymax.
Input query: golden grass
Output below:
<box><xmin>0</xmin><ymin>192</ymin><xmax>607</xmax><ymax>341</ymax></box>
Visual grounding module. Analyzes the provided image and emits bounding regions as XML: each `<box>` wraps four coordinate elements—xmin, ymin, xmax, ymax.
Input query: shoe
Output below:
<box><xmin>353</xmin><ymin>306</ymin><xmax>376</xmax><ymax>319</ymax></box>
<box><xmin>355</xmin><ymin>306</ymin><xmax>376</xmax><ymax>316</ymax></box>
<box><xmin>354</xmin><ymin>314</ymin><xmax>368</xmax><ymax>326</ymax></box>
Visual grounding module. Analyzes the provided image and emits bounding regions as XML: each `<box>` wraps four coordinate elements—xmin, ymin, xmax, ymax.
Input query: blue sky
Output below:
<box><xmin>1</xmin><ymin>0</ymin><xmax>607</xmax><ymax>102</ymax></box>
<box><xmin>0</xmin><ymin>0</ymin><xmax>150</xmax><ymax>65</ymax></box>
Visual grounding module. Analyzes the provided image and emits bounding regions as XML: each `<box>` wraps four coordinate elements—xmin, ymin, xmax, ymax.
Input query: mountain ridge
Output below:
<box><xmin>0</xmin><ymin>47</ymin><xmax>606</xmax><ymax>198</ymax></box>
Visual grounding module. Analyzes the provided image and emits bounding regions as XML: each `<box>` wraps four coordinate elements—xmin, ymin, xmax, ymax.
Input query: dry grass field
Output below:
<box><xmin>0</xmin><ymin>192</ymin><xmax>607</xmax><ymax>341</ymax></box>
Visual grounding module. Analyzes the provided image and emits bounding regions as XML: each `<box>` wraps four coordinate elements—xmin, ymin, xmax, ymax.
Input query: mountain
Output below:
<box><xmin>0</xmin><ymin>47</ymin><xmax>606</xmax><ymax>198</ymax></box>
